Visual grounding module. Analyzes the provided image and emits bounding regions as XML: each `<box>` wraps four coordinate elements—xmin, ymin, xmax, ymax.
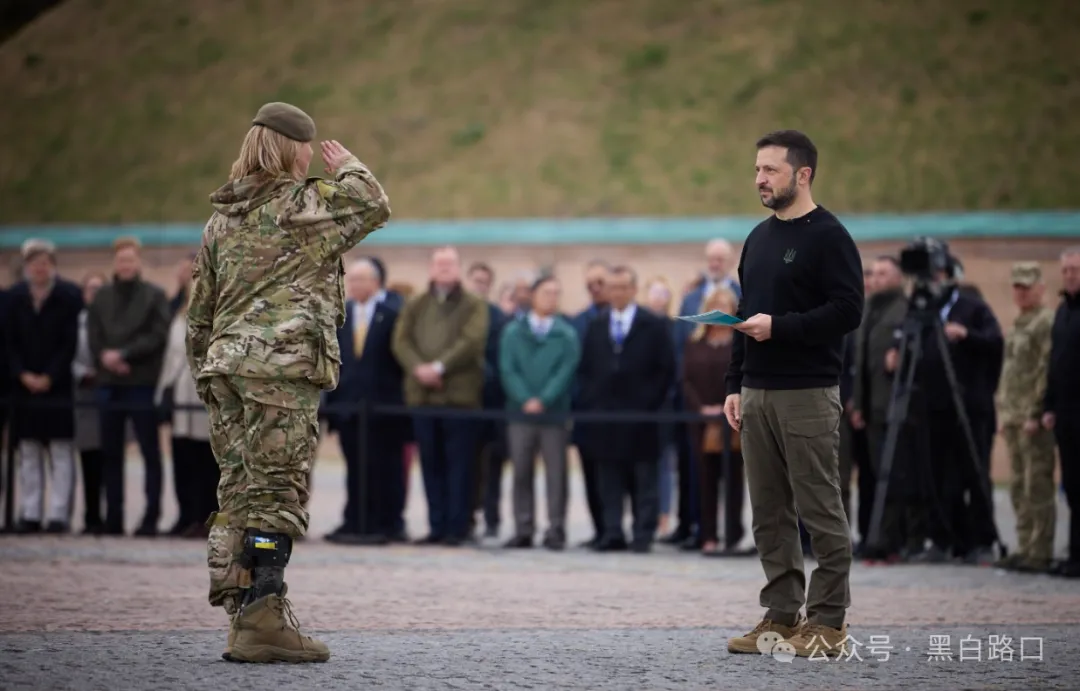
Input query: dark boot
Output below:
<box><xmin>14</xmin><ymin>520</ymin><xmax>41</xmax><ymax>535</ymax></box>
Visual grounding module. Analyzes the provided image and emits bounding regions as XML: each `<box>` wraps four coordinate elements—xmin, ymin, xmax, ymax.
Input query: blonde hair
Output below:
<box><xmin>643</xmin><ymin>276</ymin><xmax>674</xmax><ymax>316</ymax></box>
<box><xmin>229</xmin><ymin>125</ymin><xmax>303</xmax><ymax>181</ymax></box>
<box><xmin>690</xmin><ymin>286</ymin><xmax>739</xmax><ymax>342</ymax></box>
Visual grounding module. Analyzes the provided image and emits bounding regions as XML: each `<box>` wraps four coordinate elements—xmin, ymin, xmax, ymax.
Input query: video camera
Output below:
<box><xmin>899</xmin><ymin>236</ymin><xmax>954</xmax><ymax>313</ymax></box>
<box><xmin>899</xmin><ymin>236</ymin><xmax>951</xmax><ymax>281</ymax></box>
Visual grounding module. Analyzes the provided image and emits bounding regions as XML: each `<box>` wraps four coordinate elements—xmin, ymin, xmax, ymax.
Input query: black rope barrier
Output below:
<box><xmin>0</xmin><ymin>396</ymin><xmax>739</xmax><ymax>544</ymax></box>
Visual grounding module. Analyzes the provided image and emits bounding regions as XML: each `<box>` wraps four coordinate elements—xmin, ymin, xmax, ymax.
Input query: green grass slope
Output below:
<box><xmin>0</xmin><ymin>0</ymin><xmax>1077</xmax><ymax>223</ymax></box>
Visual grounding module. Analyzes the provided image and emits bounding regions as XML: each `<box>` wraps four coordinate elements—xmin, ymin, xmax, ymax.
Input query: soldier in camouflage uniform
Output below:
<box><xmin>995</xmin><ymin>262</ymin><xmax>1056</xmax><ymax>573</ymax></box>
<box><xmin>186</xmin><ymin>102</ymin><xmax>391</xmax><ymax>663</ymax></box>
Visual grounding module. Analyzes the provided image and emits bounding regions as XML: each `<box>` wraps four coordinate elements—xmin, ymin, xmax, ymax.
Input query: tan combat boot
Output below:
<box><xmin>727</xmin><ymin>614</ymin><xmax>806</xmax><ymax>654</ymax></box>
<box><xmin>222</xmin><ymin>614</ymin><xmax>238</xmax><ymax>661</ymax></box>
<box><xmin>228</xmin><ymin>591</ymin><xmax>329</xmax><ymax>664</ymax></box>
<box><xmin>223</xmin><ymin>583</ymin><xmax>289</xmax><ymax>661</ymax></box>
<box><xmin>789</xmin><ymin>623</ymin><xmax>848</xmax><ymax>658</ymax></box>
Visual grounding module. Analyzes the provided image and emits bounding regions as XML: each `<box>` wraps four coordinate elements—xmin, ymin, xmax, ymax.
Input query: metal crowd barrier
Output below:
<box><xmin>0</xmin><ymin>397</ymin><xmax>740</xmax><ymax>541</ymax></box>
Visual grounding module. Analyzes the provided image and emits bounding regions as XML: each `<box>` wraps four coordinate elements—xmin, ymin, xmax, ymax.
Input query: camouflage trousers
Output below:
<box><xmin>1003</xmin><ymin>423</ymin><xmax>1057</xmax><ymax>561</ymax></box>
<box><xmin>202</xmin><ymin>375</ymin><xmax>322</xmax><ymax>614</ymax></box>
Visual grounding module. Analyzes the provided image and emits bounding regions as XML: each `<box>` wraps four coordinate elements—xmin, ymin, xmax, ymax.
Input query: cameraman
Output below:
<box><xmin>885</xmin><ymin>252</ymin><xmax>1003</xmax><ymax>564</ymax></box>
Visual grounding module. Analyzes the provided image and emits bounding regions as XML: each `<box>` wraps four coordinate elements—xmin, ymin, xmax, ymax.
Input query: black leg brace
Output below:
<box><xmin>238</xmin><ymin>528</ymin><xmax>293</xmax><ymax>608</ymax></box>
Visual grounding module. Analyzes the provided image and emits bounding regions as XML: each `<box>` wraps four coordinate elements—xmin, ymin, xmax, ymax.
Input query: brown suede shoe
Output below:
<box><xmin>789</xmin><ymin>623</ymin><xmax>848</xmax><ymax>658</ymax></box>
<box><xmin>727</xmin><ymin>615</ymin><xmax>806</xmax><ymax>654</ymax></box>
<box><xmin>228</xmin><ymin>589</ymin><xmax>328</xmax><ymax>664</ymax></box>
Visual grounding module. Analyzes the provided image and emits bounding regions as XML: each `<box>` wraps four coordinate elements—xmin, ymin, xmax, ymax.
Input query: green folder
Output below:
<box><xmin>675</xmin><ymin>310</ymin><xmax>744</xmax><ymax>326</ymax></box>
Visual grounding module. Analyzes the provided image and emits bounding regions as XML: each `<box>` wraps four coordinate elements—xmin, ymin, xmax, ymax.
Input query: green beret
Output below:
<box><xmin>252</xmin><ymin>102</ymin><xmax>316</xmax><ymax>142</ymax></box>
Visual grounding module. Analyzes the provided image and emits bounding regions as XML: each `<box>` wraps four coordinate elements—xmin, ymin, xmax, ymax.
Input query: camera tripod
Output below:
<box><xmin>865</xmin><ymin>296</ymin><xmax>1005</xmax><ymax>560</ymax></box>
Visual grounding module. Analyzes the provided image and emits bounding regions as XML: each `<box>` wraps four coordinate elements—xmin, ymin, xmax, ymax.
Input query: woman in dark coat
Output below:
<box><xmin>4</xmin><ymin>240</ymin><xmax>83</xmax><ymax>533</ymax></box>
<box><xmin>681</xmin><ymin>285</ymin><xmax>745</xmax><ymax>555</ymax></box>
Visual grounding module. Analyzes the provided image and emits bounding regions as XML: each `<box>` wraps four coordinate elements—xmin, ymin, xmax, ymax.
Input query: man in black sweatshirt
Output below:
<box><xmin>1043</xmin><ymin>246</ymin><xmax>1080</xmax><ymax>578</ymax></box>
<box><xmin>723</xmin><ymin>130</ymin><xmax>864</xmax><ymax>659</ymax></box>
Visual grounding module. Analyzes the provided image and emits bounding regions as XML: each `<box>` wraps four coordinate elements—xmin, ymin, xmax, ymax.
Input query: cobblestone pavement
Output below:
<box><xmin>1</xmin><ymin>458</ymin><xmax>1078</xmax><ymax>689</ymax></box>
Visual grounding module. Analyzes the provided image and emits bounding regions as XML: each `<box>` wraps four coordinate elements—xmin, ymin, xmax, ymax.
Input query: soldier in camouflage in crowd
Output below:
<box><xmin>995</xmin><ymin>262</ymin><xmax>1057</xmax><ymax>573</ymax></box>
<box><xmin>186</xmin><ymin>102</ymin><xmax>391</xmax><ymax>663</ymax></box>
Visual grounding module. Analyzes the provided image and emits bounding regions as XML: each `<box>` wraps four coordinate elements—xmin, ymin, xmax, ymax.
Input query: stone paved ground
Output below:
<box><xmin>1</xmin><ymin>457</ymin><xmax>1078</xmax><ymax>689</ymax></box>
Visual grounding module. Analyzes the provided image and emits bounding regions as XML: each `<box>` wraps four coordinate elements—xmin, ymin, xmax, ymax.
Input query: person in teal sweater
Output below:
<box><xmin>498</xmin><ymin>275</ymin><xmax>581</xmax><ymax>550</ymax></box>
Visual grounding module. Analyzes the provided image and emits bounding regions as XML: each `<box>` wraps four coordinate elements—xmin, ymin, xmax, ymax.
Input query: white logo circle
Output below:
<box><xmin>757</xmin><ymin>631</ymin><xmax>784</xmax><ymax>655</ymax></box>
<box><xmin>755</xmin><ymin>631</ymin><xmax>796</xmax><ymax>663</ymax></box>
<box><xmin>771</xmin><ymin>640</ymin><xmax>797</xmax><ymax>663</ymax></box>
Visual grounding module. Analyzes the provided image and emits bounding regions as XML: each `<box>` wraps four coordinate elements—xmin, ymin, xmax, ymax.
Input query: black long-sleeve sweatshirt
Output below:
<box><xmin>725</xmin><ymin>206</ymin><xmax>865</xmax><ymax>395</ymax></box>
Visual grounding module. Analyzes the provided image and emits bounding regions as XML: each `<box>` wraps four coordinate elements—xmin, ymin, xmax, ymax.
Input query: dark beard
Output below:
<box><xmin>760</xmin><ymin>175</ymin><xmax>798</xmax><ymax>211</ymax></box>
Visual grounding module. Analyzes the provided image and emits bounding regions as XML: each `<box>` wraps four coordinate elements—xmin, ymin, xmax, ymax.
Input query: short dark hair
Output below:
<box><xmin>756</xmin><ymin>130</ymin><xmax>818</xmax><ymax>184</ymax></box>
<box><xmin>874</xmin><ymin>255</ymin><xmax>901</xmax><ymax>270</ymax></box>
<box><xmin>467</xmin><ymin>261</ymin><xmax>494</xmax><ymax>279</ymax></box>
<box><xmin>531</xmin><ymin>274</ymin><xmax>558</xmax><ymax>292</ymax></box>
<box><xmin>361</xmin><ymin>255</ymin><xmax>387</xmax><ymax>285</ymax></box>
<box><xmin>610</xmin><ymin>264</ymin><xmax>638</xmax><ymax>286</ymax></box>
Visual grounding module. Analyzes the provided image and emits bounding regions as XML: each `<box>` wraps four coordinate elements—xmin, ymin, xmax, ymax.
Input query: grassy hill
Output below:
<box><xmin>0</xmin><ymin>0</ymin><xmax>1077</xmax><ymax>223</ymax></box>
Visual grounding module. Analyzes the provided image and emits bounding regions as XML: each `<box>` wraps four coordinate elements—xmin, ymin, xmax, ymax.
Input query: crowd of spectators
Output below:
<box><xmin>1</xmin><ymin>236</ymin><xmax>1077</xmax><ymax>579</ymax></box>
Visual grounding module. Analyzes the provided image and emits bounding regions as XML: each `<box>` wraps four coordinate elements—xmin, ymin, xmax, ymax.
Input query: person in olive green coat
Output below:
<box><xmin>498</xmin><ymin>275</ymin><xmax>580</xmax><ymax>550</ymax></box>
<box><xmin>391</xmin><ymin>246</ymin><xmax>489</xmax><ymax>545</ymax></box>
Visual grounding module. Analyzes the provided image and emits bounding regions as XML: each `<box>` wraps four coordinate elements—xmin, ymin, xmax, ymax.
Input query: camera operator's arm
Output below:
<box><xmin>948</xmin><ymin>299</ymin><xmax>1004</xmax><ymax>355</ymax></box>
<box><xmin>771</xmin><ymin>225</ymin><xmax>864</xmax><ymax>344</ymax></box>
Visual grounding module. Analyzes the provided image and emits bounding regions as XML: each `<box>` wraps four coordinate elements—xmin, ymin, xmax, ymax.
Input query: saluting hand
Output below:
<box><xmin>321</xmin><ymin>140</ymin><xmax>355</xmax><ymax>175</ymax></box>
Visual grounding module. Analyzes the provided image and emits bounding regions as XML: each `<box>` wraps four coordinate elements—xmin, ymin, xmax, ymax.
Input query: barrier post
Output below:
<box><xmin>2</xmin><ymin>399</ymin><xmax>15</xmax><ymax>531</ymax></box>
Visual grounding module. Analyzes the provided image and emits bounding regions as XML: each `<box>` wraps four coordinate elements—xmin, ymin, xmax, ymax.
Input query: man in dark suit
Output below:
<box><xmin>679</xmin><ymin>239</ymin><xmax>743</xmax><ymax>321</ymax></box>
<box><xmin>465</xmin><ymin>261</ymin><xmax>510</xmax><ymax>538</ymax></box>
<box><xmin>362</xmin><ymin>254</ymin><xmax>405</xmax><ymax>313</ymax></box>
<box><xmin>361</xmin><ymin>253</ymin><xmax>407</xmax><ymax>527</ymax></box>
<box><xmin>325</xmin><ymin>258</ymin><xmax>408</xmax><ymax>544</ymax></box>
<box><xmin>953</xmin><ymin>258</ymin><xmax>1004</xmax><ymax>476</ymax></box>
<box><xmin>570</xmin><ymin>259</ymin><xmax>611</xmax><ymax>547</ymax></box>
<box><xmin>578</xmin><ymin>265</ymin><xmax>675</xmax><ymax>552</ymax></box>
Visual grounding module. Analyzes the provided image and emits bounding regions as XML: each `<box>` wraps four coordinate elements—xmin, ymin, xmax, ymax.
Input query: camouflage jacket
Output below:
<box><xmin>186</xmin><ymin>157</ymin><xmax>391</xmax><ymax>392</ymax></box>
<box><xmin>996</xmin><ymin>305</ymin><xmax>1054</xmax><ymax>425</ymax></box>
